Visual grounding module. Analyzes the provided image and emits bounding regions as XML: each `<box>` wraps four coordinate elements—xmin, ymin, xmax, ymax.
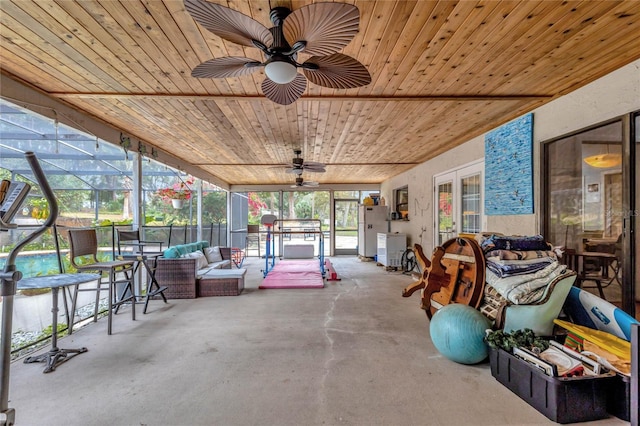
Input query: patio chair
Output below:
<box><xmin>117</xmin><ymin>229</ymin><xmax>164</xmax><ymax>256</ymax></box>
<box><xmin>68</xmin><ymin>228</ymin><xmax>136</xmax><ymax>335</ymax></box>
<box><xmin>116</xmin><ymin>229</ymin><xmax>168</xmax><ymax>313</ymax></box>
<box><xmin>561</xmin><ymin>248</ymin><xmax>609</xmax><ymax>299</ymax></box>
<box><xmin>245</xmin><ymin>224</ymin><xmax>260</xmax><ymax>257</ymax></box>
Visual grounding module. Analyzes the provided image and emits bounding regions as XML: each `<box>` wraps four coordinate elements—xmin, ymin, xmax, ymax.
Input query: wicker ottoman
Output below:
<box><xmin>198</xmin><ymin>268</ymin><xmax>246</xmax><ymax>296</ymax></box>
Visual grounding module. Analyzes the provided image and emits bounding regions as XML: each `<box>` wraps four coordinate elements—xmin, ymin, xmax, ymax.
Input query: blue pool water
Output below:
<box><xmin>0</xmin><ymin>252</ymin><xmax>65</xmax><ymax>278</ymax></box>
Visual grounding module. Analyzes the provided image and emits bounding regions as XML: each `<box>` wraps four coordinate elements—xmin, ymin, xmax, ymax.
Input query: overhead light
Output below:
<box><xmin>583</xmin><ymin>153</ymin><xmax>621</xmax><ymax>168</ymax></box>
<box><xmin>264</xmin><ymin>61</ymin><xmax>297</xmax><ymax>84</ymax></box>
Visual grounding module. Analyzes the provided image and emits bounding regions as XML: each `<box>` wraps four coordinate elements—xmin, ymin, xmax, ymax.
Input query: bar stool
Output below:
<box><xmin>116</xmin><ymin>229</ymin><xmax>168</xmax><ymax>313</ymax></box>
<box><xmin>67</xmin><ymin>228</ymin><xmax>136</xmax><ymax>335</ymax></box>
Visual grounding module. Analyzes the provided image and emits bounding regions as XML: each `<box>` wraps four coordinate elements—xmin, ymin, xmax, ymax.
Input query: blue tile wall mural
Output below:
<box><xmin>485</xmin><ymin>113</ymin><xmax>533</xmax><ymax>215</ymax></box>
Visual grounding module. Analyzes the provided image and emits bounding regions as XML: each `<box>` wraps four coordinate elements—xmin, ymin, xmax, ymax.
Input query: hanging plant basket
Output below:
<box><xmin>157</xmin><ymin>178</ymin><xmax>194</xmax><ymax>208</ymax></box>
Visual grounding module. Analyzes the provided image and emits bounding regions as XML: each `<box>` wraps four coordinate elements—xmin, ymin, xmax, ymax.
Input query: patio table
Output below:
<box><xmin>19</xmin><ymin>273</ymin><xmax>100</xmax><ymax>373</ymax></box>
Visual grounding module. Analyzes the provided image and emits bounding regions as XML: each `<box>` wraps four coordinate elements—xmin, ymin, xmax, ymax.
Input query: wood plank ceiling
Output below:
<box><xmin>1</xmin><ymin>1</ymin><xmax>639</xmax><ymax>187</ymax></box>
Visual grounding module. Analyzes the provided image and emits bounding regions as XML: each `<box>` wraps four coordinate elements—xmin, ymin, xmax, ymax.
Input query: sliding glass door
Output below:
<box><xmin>544</xmin><ymin>114</ymin><xmax>637</xmax><ymax>316</ymax></box>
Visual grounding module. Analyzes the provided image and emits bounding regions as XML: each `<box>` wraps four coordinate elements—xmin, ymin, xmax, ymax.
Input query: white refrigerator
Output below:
<box><xmin>357</xmin><ymin>205</ymin><xmax>388</xmax><ymax>257</ymax></box>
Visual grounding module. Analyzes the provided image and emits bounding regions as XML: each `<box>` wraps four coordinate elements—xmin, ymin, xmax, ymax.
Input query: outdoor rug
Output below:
<box><xmin>259</xmin><ymin>260</ymin><xmax>324</xmax><ymax>289</ymax></box>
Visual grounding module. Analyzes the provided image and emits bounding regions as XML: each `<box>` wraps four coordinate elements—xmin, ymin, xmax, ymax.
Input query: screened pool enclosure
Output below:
<box><xmin>1</xmin><ymin>98</ymin><xmax>228</xmax><ymax>354</ymax></box>
<box><xmin>0</xmin><ymin>97</ymin><xmax>377</xmax><ymax>358</ymax></box>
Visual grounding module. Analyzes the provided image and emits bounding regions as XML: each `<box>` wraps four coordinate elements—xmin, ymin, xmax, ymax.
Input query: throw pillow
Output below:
<box><xmin>163</xmin><ymin>247</ymin><xmax>180</xmax><ymax>259</ymax></box>
<box><xmin>204</xmin><ymin>246</ymin><xmax>223</xmax><ymax>263</ymax></box>
<box><xmin>184</xmin><ymin>251</ymin><xmax>208</xmax><ymax>270</ymax></box>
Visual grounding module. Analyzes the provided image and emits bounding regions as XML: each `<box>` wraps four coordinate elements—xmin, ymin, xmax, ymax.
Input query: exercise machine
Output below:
<box><xmin>1</xmin><ymin>152</ymin><xmax>57</xmax><ymax>425</ymax></box>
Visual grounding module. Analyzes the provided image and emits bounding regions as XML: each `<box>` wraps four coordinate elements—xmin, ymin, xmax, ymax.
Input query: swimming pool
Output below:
<box><xmin>0</xmin><ymin>252</ymin><xmax>66</xmax><ymax>278</ymax></box>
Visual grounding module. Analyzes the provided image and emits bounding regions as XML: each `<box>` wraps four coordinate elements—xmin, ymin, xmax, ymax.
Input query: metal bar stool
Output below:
<box><xmin>67</xmin><ymin>228</ymin><xmax>136</xmax><ymax>335</ymax></box>
<box><xmin>116</xmin><ymin>229</ymin><xmax>168</xmax><ymax>313</ymax></box>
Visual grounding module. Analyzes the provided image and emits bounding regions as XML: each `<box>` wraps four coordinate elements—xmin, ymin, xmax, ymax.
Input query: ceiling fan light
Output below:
<box><xmin>265</xmin><ymin>61</ymin><xmax>297</xmax><ymax>84</ymax></box>
<box><xmin>583</xmin><ymin>153</ymin><xmax>622</xmax><ymax>168</ymax></box>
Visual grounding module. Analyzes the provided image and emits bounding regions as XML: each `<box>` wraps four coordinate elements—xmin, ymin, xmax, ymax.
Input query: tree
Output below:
<box><xmin>294</xmin><ymin>197</ymin><xmax>312</xmax><ymax>219</ymax></box>
<box><xmin>247</xmin><ymin>192</ymin><xmax>267</xmax><ymax>223</ymax></box>
<box><xmin>202</xmin><ymin>191</ymin><xmax>226</xmax><ymax>224</ymax></box>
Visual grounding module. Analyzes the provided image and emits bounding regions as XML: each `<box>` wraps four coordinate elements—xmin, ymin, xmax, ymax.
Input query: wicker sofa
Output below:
<box><xmin>155</xmin><ymin>241</ymin><xmax>245</xmax><ymax>298</ymax></box>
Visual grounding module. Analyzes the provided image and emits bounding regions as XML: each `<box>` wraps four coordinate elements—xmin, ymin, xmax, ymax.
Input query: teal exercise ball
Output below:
<box><xmin>429</xmin><ymin>304</ymin><xmax>491</xmax><ymax>365</ymax></box>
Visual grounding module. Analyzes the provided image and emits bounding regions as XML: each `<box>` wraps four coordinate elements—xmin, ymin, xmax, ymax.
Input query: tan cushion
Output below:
<box><xmin>184</xmin><ymin>251</ymin><xmax>208</xmax><ymax>271</ymax></box>
<box><xmin>204</xmin><ymin>246</ymin><xmax>223</xmax><ymax>263</ymax></box>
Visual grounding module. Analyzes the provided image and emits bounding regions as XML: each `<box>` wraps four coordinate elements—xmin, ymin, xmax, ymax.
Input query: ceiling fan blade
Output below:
<box><xmin>191</xmin><ymin>57</ymin><xmax>262</xmax><ymax>78</ymax></box>
<box><xmin>303</xmin><ymin>167</ymin><xmax>326</xmax><ymax>173</ymax></box>
<box><xmin>302</xmin><ymin>161</ymin><xmax>326</xmax><ymax>168</ymax></box>
<box><xmin>283</xmin><ymin>3</ymin><xmax>360</xmax><ymax>56</ymax></box>
<box><xmin>261</xmin><ymin>74</ymin><xmax>307</xmax><ymax>105</ymax></box>
<box><xmin>185</xmin><ymin>0</ymin><xmax>272</xmax><ymax>48</ymax></box>
<box><xmin>303</xmin><ymin>54</ymin><xmax>371</xmax><ymax>89</ymax></box>
<box><xmin>301</xmin><ymin>161</ymin><xmax>326</xmax><ymax>173</ymax></box>
<box><xmin>303</xmin><ymin>181</ymin><xmax>320</xmax><ymax>187</ymax></box>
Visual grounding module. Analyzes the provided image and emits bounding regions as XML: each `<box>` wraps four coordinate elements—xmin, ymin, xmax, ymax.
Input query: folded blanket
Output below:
<box><xmin>484</xmin><ymin>249</ymin><xmax>557</xmax><ymax>261</ymax></box>
<box><xmin>480</xmin><ymin>234</ymin><xmax>551</xmax><ymax>253</ymax></box>
<box><xmin>480</xmin><ymin>284</ymin><xmax>548</xmax><ymax>327</ymax></box>
<box><xmin>485</xmin><ymin>261</ymin><xmax>567</xmax><ymax>304</ymax></box>
<box><xmin>486</xmin><ymin>257</ymin><xmax>555</xmax><ymax>278</ymax></box>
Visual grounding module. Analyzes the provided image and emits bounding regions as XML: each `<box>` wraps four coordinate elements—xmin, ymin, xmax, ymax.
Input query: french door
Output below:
<box><xmin>434</xmin><ymin>162</ymin><xmax>484</xmax><ymax>246</ymax></box>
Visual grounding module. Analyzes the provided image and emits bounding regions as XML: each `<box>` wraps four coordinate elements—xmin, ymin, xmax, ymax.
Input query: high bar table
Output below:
<box><xmin>19</xmin><ymin>273</ymin><xmax>100</xmax><ymax>373</ymax></box>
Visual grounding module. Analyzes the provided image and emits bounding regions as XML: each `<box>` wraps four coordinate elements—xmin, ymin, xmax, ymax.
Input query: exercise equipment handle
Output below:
<box><xmin>1</xmin><ymin>152</ymin><xmax>58</xmax><ymax>425</ymax></box>
<box><xmin>1</xmin><ymin>152</ymin><xmax>59</xmax><ymax>278</ymax></box>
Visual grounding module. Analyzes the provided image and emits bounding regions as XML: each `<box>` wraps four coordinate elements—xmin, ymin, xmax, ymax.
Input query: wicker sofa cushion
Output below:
<box><xmin>200</xmin><ymin>268</ymin><xmax>246</xmax><ymax>279</ymax></box>
<box><xmin>197</xmin><ymin>259</ymin><xmax>232</xmax><ymax>275</ymax></box>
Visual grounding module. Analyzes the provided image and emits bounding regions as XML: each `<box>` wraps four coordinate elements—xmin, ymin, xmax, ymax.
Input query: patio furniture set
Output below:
<box><xmin>155</xmin><ymin>241</ymin><xmax>246</xmax><ymax>297</ymax></box>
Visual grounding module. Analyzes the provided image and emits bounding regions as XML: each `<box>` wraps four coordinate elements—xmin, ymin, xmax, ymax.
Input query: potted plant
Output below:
<box><xmin>157</xmin><ymin>179</ymin><xmax>193</xmax><ymax>208</ymax></box>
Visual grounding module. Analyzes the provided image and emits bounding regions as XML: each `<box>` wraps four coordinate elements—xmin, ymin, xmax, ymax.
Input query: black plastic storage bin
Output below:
<box><xmin>490</xmin><ymin>348</ymin><xmax>616</xmax><ymax>424</ymax></box>
<box><xmin>607</xmin><ymin>373</ymin><xmax>630</xmax><ymax>421</ymax></box>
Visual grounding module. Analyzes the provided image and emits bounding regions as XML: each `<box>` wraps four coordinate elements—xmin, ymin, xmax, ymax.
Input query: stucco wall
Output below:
<box><xmin>381</xmin><ymin>59</ymin><xmax>640</xmax><ymax>254</ymax></box>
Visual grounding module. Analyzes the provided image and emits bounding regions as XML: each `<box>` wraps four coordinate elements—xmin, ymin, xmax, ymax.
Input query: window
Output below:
<box><xmin>461</xmin><ymin>173</ymin><xmax>482</xmax><ymax>234</ymax></box>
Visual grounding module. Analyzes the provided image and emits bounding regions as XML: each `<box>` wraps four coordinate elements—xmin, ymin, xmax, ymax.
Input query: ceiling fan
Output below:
<box><xmin>282</xmin><ymin>149</ymin><xmax>326</xmax><ymax>175</ymax></box>
<box><xmin>184</xmin><ymin>0</ymin><xmax>371</xmax><ymax>105</ymax></box>
<box><xmin>291</xmin><ymin>176</ymin><xmax>319</xmax><ymax>188</ymax></box>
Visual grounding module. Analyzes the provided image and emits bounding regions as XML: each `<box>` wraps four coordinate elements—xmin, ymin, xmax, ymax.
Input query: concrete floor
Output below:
<box><xmin>7</xmin><ymin>256</ymin><xmax>627</xmax><ymax>426</ymax></box>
